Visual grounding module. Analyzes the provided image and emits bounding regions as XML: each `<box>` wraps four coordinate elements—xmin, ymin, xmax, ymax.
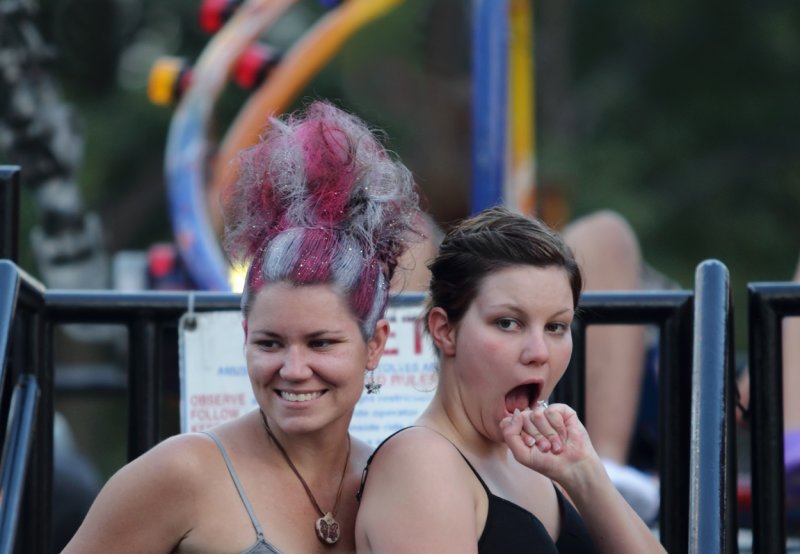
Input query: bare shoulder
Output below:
<box><xmin>116</xmin><ymin>432</ymin><xmax>220</xmax><ymax>491</ymax></box>
<box><xmin>360</xmin><ymin>427</ymin><xmax>468</xmax><ymax>491</ymax></box>
<box><xmin>105</xmin><ymin>432</ymin><xmax>218</xmax><ymax>495</ymax></box>
<box><xmin>356</xmin><ymin>427</ymin><xmax>481</xmax><ymax>552</ymax></box>
<box><xmin>370</xmin><ymin>426</ymin><xmax>463</xmax><ymax>469</ymax></box>
<box><xmin>62</xmin><ymin>432</ymin><xmax>221</xmax><ymax>553</ymax></box>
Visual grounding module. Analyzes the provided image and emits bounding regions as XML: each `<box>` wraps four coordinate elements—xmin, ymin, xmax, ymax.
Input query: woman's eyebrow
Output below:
<box><xmin>248</xmin><ymin>329</ymin><xmax>280</xmax><ymax>338</ymax></box>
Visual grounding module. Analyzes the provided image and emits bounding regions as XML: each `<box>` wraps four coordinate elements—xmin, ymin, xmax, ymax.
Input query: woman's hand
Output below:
<box><xmin>500</xmin><ymin>403</ymin><xmax>600</xmax><ymax>486</ymax></box>
<box><xmin>502</xmin><ymin>405</ymin><xmax>667</xmax><ymax>553</ymax></box>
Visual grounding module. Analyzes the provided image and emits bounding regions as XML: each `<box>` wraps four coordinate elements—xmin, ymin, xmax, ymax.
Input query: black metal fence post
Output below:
<box><xmin>0</xmin><ymin>166</ymin><xmax>21</xmax><ymax>264</ymax></box>
<box><xmin>556</xmin><ymin>324</ymin><xmax>586</xmax><ymax>419</ymax></box>
<box><xmin>15</xmin><ymin>272</ymin><xmax>47</xmax><ymax>554</ymax></box>
<box><xmin>128</xmin><ymin>316</ymin><xmax>161</xmax><ymax>459</ymax></box>
<box><xmin>18</xmin><ymin>309</ymin><xmax>49</xmax><ymax>554</ymax></box>
<box><xmin>0</xmin><ymin>262</ymin><xmax>20</xmax><ymax>421</ymax></box>
<box><xmin>689</xmin><ymin>260</ymin><xmax>737</xmax><ymax>553</ymax></box>
<box><xmin>656</xmin><ymin>294</ymin><xmax>694</xmax><ymax>554</ymax></box>
<box><xmin>748</xmin><ymin>282</ymin><xmax>800</xmax><ymax>553</ymax></box>
<box><xmin>0</xmin><ymin>263</ymin><xmax>47</xmax><ymax>554</ymax></box>
<box><xmin>0</xmin><ymin>374</ymin><xmax>40</xmax><ymax>554</ymax></box>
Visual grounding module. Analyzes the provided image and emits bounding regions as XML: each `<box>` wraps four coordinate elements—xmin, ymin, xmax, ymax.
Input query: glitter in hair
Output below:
<box><xmin>330</xmin><ymin>236</ymin><xmax>366</xmax><ymax>294</ymax></box>
<box><xmin>223</xmin><ymin>101</ymin><xmax>420</xmax><ymax>338</ymax></box>
<box><xmin>261</xmin><ymin>229</ymin><xmax>302</xmax><ymax>282</ymax></box>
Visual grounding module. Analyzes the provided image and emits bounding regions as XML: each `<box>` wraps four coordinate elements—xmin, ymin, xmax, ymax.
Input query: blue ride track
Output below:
<box><xmin>470</xmin><ymin>0</ymin><xmax>508</xmax><ymax>214</ymax></box>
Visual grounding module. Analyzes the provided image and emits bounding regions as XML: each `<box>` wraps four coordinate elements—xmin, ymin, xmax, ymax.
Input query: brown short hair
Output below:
<box><xmin>424</xmin><ymin>206</ymin><xmax>583</xmax><ymax>331</ymax></box>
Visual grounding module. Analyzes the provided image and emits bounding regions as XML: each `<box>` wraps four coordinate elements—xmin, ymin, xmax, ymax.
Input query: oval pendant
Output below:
<box><xmin>315</xmin><ymin>512</ymin><xmax>341</xmax><ymax>545</ymax></box>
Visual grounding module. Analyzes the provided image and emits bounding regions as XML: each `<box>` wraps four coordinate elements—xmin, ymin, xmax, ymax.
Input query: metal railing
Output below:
<box><xmin>0</xmin><ymin>165</ymin><xmax>745</xmax><ymax>552</ymax></box>
<box><xmin>0</xmin><ymin>374</ymin><xmax>40</xmax><ymax>554</ymax></box>
<box><xmin>557</xmin><ymin>287</ymin><xmax>695</xmax><ymax>553</ymax></box>
<box><xmin>0</xmin><ymin>166</ymin><xmax>19</xmax><ymax>264</ymax></box>
<box><xmin>689</xmin><ymin>260</ymin><xmax>737</xmax><ymax>553</ymax></box>
<box><xmin>556</xmin><ymin>260</ymin><xmax>738</xmax><ymax>553</ymax></box>
<box><xmin>45</xmin><ymin>289</ymin><xmax>241</xmax><ymax>459</ymax></box>
<box><xmin>0</xmin><ymin>257</ymin><xmax>242</xmax><ymax>552</ymax></box>
<box><xmin>0</xmin><ymin>258</ymin><xmax>719</xmax><ymax>553</ymax></box>
<box><xmin>748</xmin><ymin>281</ymin><xmax>800</xmax><ymax>554</ymax></box>
<box><xmin>0</xmin><ymin>260</ymin><xmax>47</xmax><ymax>553</ymax></box>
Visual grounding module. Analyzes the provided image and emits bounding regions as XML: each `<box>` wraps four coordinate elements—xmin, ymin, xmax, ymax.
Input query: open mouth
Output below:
<box><xmin>504</xmin><ymin>382</ymin><xmax>541</xmax><ymax>414</ymax></box>
<box><xmin>278</xmin><ymin>390</ymin><xmax>324</xmax><ymax>402</ymax></box>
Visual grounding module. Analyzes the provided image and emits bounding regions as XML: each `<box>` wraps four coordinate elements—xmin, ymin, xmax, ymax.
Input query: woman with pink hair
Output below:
<box><xmin>64</xmin><ymin>101</ymin><xmax>421</xmax><ymax>553</ymax></box>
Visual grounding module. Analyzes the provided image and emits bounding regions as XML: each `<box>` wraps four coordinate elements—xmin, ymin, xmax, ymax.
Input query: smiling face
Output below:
<box><xmin>245</xmin><ymin>281</ymin><xmax>388</xmax><ymax>436</ymax></box>
<box><xmin>433</xmin><ymin>265</ymin><xmax>574</xmax><ymax>442</ymax></box>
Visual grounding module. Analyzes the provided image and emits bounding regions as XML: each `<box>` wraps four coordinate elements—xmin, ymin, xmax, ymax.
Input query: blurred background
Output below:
<box><xmin>3</xmin><ymin>0</ymin><xmax>800</xmax><ymax>536</ymax></box>
<box><xmin>8</xmin><ymin>0</ymin><xmax>800</xmax><ymax>317</ymax></box>
<box><xmin>7</xmin><ymin>0</ymin><xmax>799</xmax><ymax>315</ymax></box>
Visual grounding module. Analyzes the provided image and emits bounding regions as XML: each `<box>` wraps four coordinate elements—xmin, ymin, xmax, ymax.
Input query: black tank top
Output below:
<box><xmin>358</xmin><ymin>427</ymin><xmax>597</xmax><ymax>554</ymax></box>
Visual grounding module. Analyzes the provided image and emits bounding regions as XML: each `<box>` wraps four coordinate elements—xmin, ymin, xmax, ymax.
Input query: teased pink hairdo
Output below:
<box><xmin>223</xmin><ymin>101</ymin><xmax>421</xmax><ymax>338</ymax></box>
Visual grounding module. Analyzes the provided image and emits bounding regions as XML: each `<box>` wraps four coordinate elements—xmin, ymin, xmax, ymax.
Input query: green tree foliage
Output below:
<box><xmin>540</xmin><ymin>0</ymin><xmax>800</xmax><ymax>343</ymax></box>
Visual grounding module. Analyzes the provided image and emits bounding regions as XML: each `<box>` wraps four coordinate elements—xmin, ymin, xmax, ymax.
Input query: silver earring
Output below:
<box><xmin>365</xmin><ymin>370</ymin><xmax>381</xmax><ymax>395</ymax></box>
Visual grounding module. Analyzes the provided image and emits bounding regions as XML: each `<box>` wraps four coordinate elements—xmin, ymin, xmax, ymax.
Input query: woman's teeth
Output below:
<box><xmin>280</xmin><ymin>391</ymin><xmax>322</xmax><ymax>402</ymax></box>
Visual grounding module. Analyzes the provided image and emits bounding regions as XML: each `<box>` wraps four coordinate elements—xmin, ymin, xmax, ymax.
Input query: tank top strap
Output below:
<box><xmin>449</xmin><ymin>446</ymin><xmax>493</xmax><ymax>494</ymax></box>
<box><xmin>357</xmin><ymin>426</ymin><xmax>417</xmax><ymax>501</ymax></box>
<box><xmin>356</xmin><ymin>426</ymin><xmax>492</xmax><ymax>501</ymax></box>
<box><xmin>203</xmin><ymin>431</ymin><xmax>266</xmax><ymax>542</ymax></box>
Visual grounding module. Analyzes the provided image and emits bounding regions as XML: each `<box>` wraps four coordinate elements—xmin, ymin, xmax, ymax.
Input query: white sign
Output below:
<box><xmin>178</xmin><ymin>311</ymin><xmax>255</xmax><ymax>433</ymax></box>
<box><xmin>179</xmin><ymin>298</ymin><xmax>437</xmax><ymax>445</ymax></box>
<box><xmin>350</xmin><ymin>303</ymin><xmax>438</xmax><ymax>446</ymax></box>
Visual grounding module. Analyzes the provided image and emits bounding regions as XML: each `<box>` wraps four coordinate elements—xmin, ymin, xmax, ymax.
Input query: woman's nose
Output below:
<box><xmin>521</xmin><ymin>330</ymin><xmax>549</xmax><ymax>365</ymax></box>
<box><xmin>279</xmin><ymin>347</ymin><xmax>313</xmax><ymax>380</ymax></box>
